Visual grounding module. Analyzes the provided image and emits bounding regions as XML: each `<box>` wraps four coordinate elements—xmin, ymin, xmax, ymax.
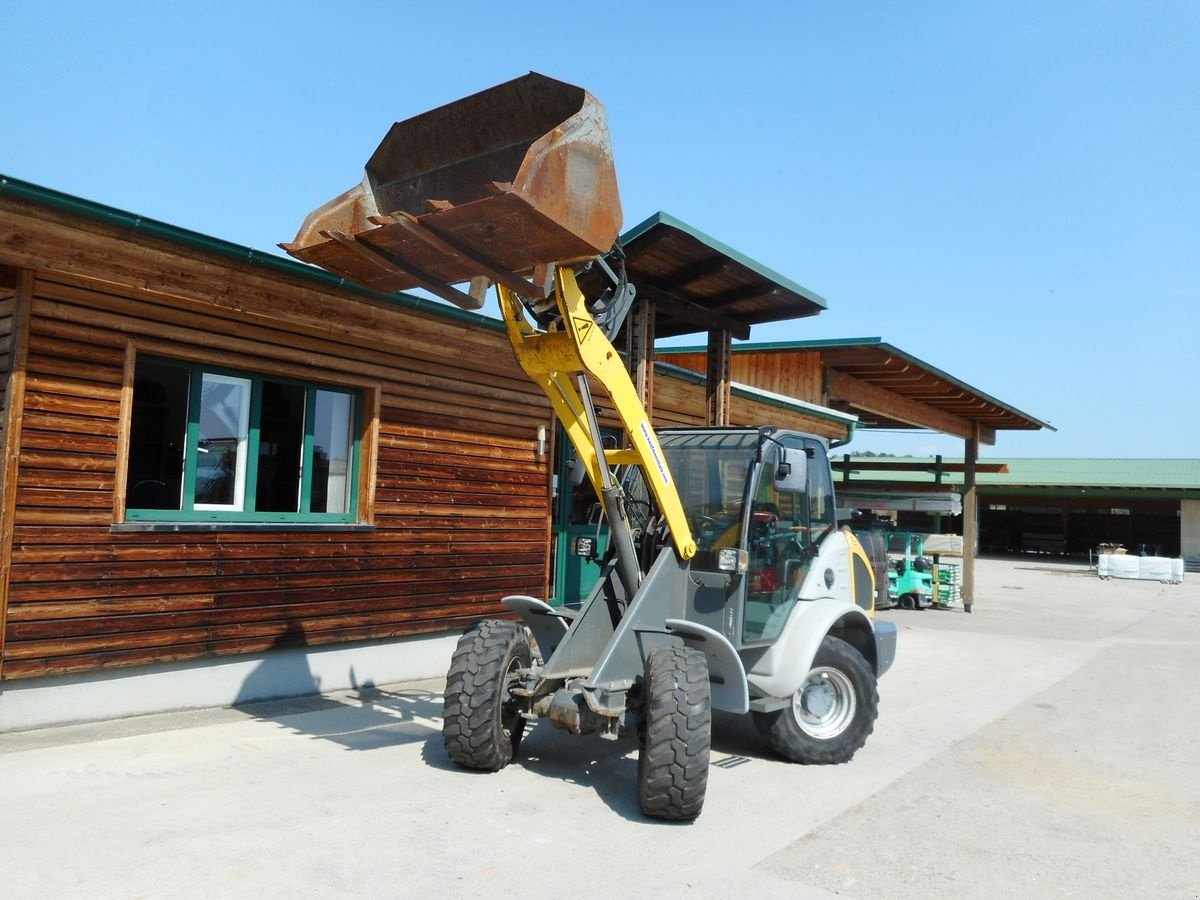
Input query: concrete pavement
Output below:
<box><xmin>2</xmin><ymin>558</ymin><xmax>1197</xmax><ymax>898</ymax></box>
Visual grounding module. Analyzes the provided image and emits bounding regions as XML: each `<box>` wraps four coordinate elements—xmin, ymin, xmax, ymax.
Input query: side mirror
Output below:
<box><xmin>774</xmin><ymin>447</ymin><xmax>807</xmax><ymax>493</ymax></box>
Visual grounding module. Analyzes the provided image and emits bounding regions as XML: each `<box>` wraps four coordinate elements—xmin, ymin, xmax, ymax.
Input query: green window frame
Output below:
<box><xmin>126</xmin><ymin>357</ymin><xmax>362</xmax><ymax>523</ymax></box>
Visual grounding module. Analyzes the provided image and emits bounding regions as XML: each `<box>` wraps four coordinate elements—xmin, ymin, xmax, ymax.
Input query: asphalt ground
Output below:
<box><xmin>2</xmin><ymin>558</ymin><xmax>1197</xmax><ymax>899</ymax></box>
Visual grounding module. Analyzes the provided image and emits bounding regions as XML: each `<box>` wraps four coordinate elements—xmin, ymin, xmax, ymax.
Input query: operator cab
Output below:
<box><xmin>625</xmin><ymin>427</ymin><xmax>837</xmax><ymax>649</ymax></box>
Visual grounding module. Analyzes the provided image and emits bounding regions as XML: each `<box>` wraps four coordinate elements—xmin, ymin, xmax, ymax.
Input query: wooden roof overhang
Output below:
<box><xmin>579</xmin><ymin>211</ymin><xmax>828</xmax><ymax>341</ymax></box>
<box><xmin>659</xmin><ymin>337</ymin><xmax>1053</xmax><ymax>446</ymax></box>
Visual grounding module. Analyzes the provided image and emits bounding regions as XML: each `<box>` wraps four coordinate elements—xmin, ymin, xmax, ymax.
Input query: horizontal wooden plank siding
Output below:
<box><xmin>0</xmin><ymin>269</ymin><xmax>34</xmax><ymax>678</ymax></box>
<box><xmin>1</xmin><ymin>229</ymin><xmax>553</xmax><ymax>678</ymax></box>
<box><xmin>0</xmin><ymin>194</ymin><xmax>846</xmax><ymax>682</ymax></box>
<box><xmin>663</xmin><ymin>350</ymin><xmax>824</xmax><ymax>407</ymax></box>
<box><xmin>0</xmin><ymin>285</ymin><xmax>15</xmax><ymax>502</ymax></box>
<box><xmin>651</xmin><ymin>369</ymin><xmax>848</xmax><ymax>440</ymax></box>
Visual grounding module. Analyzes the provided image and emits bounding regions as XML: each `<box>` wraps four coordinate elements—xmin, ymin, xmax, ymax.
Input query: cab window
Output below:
<box><xmin>743</xmin><ymin>438</ymin><xmax>834</xmax><ymax>643</ymax></box>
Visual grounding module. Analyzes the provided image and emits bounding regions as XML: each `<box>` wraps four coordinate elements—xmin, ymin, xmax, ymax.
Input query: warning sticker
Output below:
<box><xmin>572</xmin><ymin>318</ymin><xmax>593</xmax><ymax>343</ymax></box>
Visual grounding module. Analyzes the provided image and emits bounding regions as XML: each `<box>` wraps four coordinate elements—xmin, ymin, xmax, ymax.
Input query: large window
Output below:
<box><xmin>126</xmin><ymin>358</ymin><xmax>360</xmax><ymax>522</ymax></box>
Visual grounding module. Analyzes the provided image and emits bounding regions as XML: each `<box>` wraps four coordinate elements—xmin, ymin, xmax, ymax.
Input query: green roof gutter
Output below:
<box><xmin>0</xmin><ymin>173</ymin><xmax>504</xmax><ymax>333</ymax></box>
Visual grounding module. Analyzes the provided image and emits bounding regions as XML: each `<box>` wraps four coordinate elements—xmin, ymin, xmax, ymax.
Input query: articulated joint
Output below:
<box><xmin>538</xmin><ymin>687</ymin><xmax>622</xmax><ymax>740</ymax></box>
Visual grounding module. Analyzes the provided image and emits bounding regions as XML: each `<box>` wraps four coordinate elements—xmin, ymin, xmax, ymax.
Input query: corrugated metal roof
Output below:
<box><xmin>837</xmin><ymin>457</ymin><xmax>1200</xmax><ymax>490</ymax></box>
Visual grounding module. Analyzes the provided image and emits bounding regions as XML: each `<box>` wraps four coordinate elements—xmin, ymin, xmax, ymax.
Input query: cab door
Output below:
<box><xmin>742</xmin><ymin>436</ymin><xmax>836</xmax><ymax>643</ymax></box>
<box><xmin>551</xmin><ymin>429</ymin><xmax>616</xmax><ymax>606</ymax></box>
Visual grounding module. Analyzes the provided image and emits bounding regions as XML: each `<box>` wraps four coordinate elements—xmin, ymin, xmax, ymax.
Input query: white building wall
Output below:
<box><xmin>1183</xmin><ymin>500</ymin><xmax>1200</xmax><ymax>561</ymax></box>
<box><xmin>0</xmin><ymin>631</ymin><xmax>459</xmax><ymax>733</ymax></box>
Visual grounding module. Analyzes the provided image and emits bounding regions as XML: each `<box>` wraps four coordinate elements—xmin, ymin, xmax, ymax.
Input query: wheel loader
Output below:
<box><xmin>284</xmin><ymin>72</ymin><xmax>897</xmax><ymax>821</ymax></box>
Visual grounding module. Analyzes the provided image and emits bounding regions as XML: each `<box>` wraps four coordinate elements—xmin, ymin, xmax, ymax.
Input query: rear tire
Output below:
<box><xmin>754</xmin><ymin>635</ymin><xmax>878</xmax><ymax>764</ymax></box>
<box><xmin>637</xmin><ymin>645</ymin><xmax>711</xmax><ymax>821</ymax></box>
<box><xmin>443</xmin><ymin>620</ymin><xmax>531</xmax><ymax>771</ymax></box>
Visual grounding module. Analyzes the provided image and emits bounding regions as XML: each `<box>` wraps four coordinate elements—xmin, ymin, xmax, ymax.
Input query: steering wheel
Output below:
<box><xmin>691</xmin><ymin>513</ymin><xmax>720</xmax><ymax>533</ymax></box>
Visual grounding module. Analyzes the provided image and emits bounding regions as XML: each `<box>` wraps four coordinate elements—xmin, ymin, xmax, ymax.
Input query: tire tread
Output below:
<box><xmin>754</xmin><ymin>634</ymin><xmax>878</xmax><ymax>765</ymax></box>
<box><xmin>443</xmin><ymin>620</ymin><xmax>530</xmax><ymax>771</ymax></box>
<box><xmin>638</xmin><ymin>645</ymin><xmax>711</xmax><ymax>821</ymax></box>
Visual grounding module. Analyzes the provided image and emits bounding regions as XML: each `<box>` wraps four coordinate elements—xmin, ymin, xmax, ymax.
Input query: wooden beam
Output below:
<box><xmin>0</xmin><ymin>269</ymin><xmax>34</xmax><ymax>678</ymax></box>
<box><xmin>636</xmin><ymin>284</ymin><xmax>751</xmax><ymax>340</ymax></box>
<box><xmin>652</xmin><ymin>256</ymin><xmax>729</xmax><ymax>292</ymax></box>
<box><xmin>706</xmin><ymin>328</ymin><xmax>732</xmax><ymax>426</ymax></box>
<box><xmin>110</xmin><ymin>341</ymin><xmax>137</xmax><ymax>525</ymax></box>
<box><xmin>827</xmin><ymin>479</ymin><xmax>970</xmax><ymax>494</ymax></box>
<box><xmin>627</xmin><ymin>298</ymin><xmax>656</xmax><ymax>416</ymax></box>
<box><xmin>827</xmin><ymin>370</ymin><xmax>996</xmax><ymax>445</ymax></box>
<box><xmin>962</xmin><ymin>426</ymin><xmax>978</xmax><ymax>613</ymax></box>
<box><xmin>832</xmin><ymin>460</ymin><xmax>1008</xmax><ymax>473</ymax></box>
<box><xmin>708</xmin><ymin>283</ymin><xmax>778</xmax><ymax>307</ymax></box>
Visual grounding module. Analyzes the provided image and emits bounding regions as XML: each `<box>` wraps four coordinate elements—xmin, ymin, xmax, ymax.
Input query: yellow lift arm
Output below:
<box><xmin>282</xmin><ymin>72</ymin><xmax>694</xmax><ymax>566</ymax></box>
<box><xmin>497</xmin><ymin>268</ymin><xmax>696</xmax><ymax>562</ymax></box>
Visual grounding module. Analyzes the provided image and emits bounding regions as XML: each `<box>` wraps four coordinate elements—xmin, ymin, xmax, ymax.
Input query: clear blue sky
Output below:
<box><xmin>3</xmin><ymin>2</ymin><xmax>1196</xmax><ymax>458</ymax></box>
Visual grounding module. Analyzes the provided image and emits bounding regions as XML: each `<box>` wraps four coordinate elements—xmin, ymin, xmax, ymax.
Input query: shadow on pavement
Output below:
<box><xmin>236</xmin><ymin>673</ymin><xmax>444</xmax><ymax>753</ymax></box>
<box><xmin>420</xmin><ymin>718</ymin><xmax>647</xmax><ymax>821</ymax></box>
<box><xmin>514</xmin><ymin>722</ymin><xmax>646</xmax><ymax>820</ymax></box>
<box><xmin>230</xmin><ymin>628</ymin><xmax>771</xmax><ymax>821</ymax></box>
<box><xmin>420</xmin><ymin>709</ymin><xmax>777</xmax><ymax>823</ymax></box>
<box><xmin>231</xmin><ymin>623</ymin><xmax>445</xmax><ymax>751</ymax></box>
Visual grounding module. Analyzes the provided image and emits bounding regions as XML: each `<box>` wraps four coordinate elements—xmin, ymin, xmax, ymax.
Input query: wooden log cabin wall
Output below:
<box><xmin>648</xmin><ymin>367</ymin><xmax>849</xmax><ymax>438</ymax></box>
<box><xmin>0</xmin><ymin>184</ymin><xmax>558</xmax><ymax>682</ymax></box>
<box><xmin>656</xmin><ymin>350</ymin><xmax>824</xmax><ymax>409</ymax></box>
<box><xmin>586</xmin><ymin>369</ymin><xmax>850</xmax><ymax>439</ymax></box>
<box><xmin>0</xmin><ymin>180</ymin><xmax>853</xmax><ymax>688</ymax></box>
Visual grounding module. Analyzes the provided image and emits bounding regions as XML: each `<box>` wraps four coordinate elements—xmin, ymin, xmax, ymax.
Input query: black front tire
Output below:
<box><xmin>442</xmin><ymin>620</ymin><xmax>531</xmax><ymax>771</ymax></box>
<box><xmin>754</xmin><ymin>635</ymin><xmax>878</xmax><ymax>765</ymax></box>
<box><xmin>637</xmin><ymin>645</ymin><xmax>711</xmax><ymax>821</ymax></box>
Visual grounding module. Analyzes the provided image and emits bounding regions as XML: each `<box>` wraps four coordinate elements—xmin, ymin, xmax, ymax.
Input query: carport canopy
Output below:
<box><xmin>590</xmin><ymin>211</ymin><xmax>828</xmax><ymax>340</ymax></box>
<box><xmin>579</xmin><ymin>211</ymin><xmax>831</xmax><ymax>428</ymax></box>
<box><xmin>657</xmin><ymin>338</ymin><xmax>1054</xmax><ymax>614</ymax></box>
<box><xmin>658</xmin><ymin>337</ymin><xmax>1054</xmax><ymax>446</ymax></box>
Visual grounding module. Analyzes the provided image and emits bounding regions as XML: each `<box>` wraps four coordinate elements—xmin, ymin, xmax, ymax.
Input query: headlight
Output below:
<box><xmin>717</xmin><ymin>548</ymin><xmax>749</xmax><ymax>574</ymax></box>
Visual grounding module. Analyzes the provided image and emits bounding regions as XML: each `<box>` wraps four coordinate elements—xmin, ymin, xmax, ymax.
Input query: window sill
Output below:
<box><xmin>112</xmin><ymin>522</ymin><xmax>375</xmax><ymax>534</ymax></box>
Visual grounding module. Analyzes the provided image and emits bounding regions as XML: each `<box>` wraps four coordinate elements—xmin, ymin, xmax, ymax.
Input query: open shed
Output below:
<box><xmin>658</xmin><ymin>338</ymin><xmax>1054</xmax><ymax>610</ymax></box>
<box><xmin>836</xmin><ymin>456</ymin><xmax>1200</xmax><ymax>563</ymax></box>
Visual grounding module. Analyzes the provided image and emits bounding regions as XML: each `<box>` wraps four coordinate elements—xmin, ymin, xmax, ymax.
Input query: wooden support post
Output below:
<box><xmin>0</xmin><ymin>269</ymin><xmax>34</xmax><ymax>677</ymax></box>
<box><xmin>962</xmin><ymin>428</ymin><xmax>978</xmax><ymax>613</ymax></box>
<box><xmin>933</xmin><ymin>454</ymin><xmax>943</xmax><ymax>534</ymax></box>
<box><xmin>706</xmin><ymin>328</ymin><xmax>732</xmax><ymax>427</ymax></box>
<box><xmin>627</xmin><ymin>298</ymin><xmax>656</xmax><ymax>418</ymax></box>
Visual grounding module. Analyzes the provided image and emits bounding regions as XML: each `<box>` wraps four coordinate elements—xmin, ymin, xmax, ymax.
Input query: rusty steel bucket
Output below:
<box><xmin>282</xmin><ymin>72</ymin><xmax>622</xmax><ymax>307</ymax></box>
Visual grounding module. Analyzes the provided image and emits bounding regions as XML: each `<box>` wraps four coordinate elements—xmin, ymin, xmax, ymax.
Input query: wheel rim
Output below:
<box><xmin>499</xmin><ymin>654</ymin><xmax>523</xmax><ymax>740</ymax></box>
<box><xmin>792</xmin><ymin>666</ymin><xmax>856</xmax><ymax>739</ymax></box>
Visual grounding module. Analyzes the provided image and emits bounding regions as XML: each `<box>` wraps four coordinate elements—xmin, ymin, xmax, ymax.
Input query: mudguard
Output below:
<box><xmin>502</xmin><ymin>595</ymin><xmax>573</xmax><ymax>661</ymax></box>
<box><xmin>665</xmin><ymin>618</ymin><xmax>750</xmax><ymax>714</ymax></box>
<box><xmin>742</xmin><ymin>597</ymin><xmax>876</xmax><ymax>701</ymax></box>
